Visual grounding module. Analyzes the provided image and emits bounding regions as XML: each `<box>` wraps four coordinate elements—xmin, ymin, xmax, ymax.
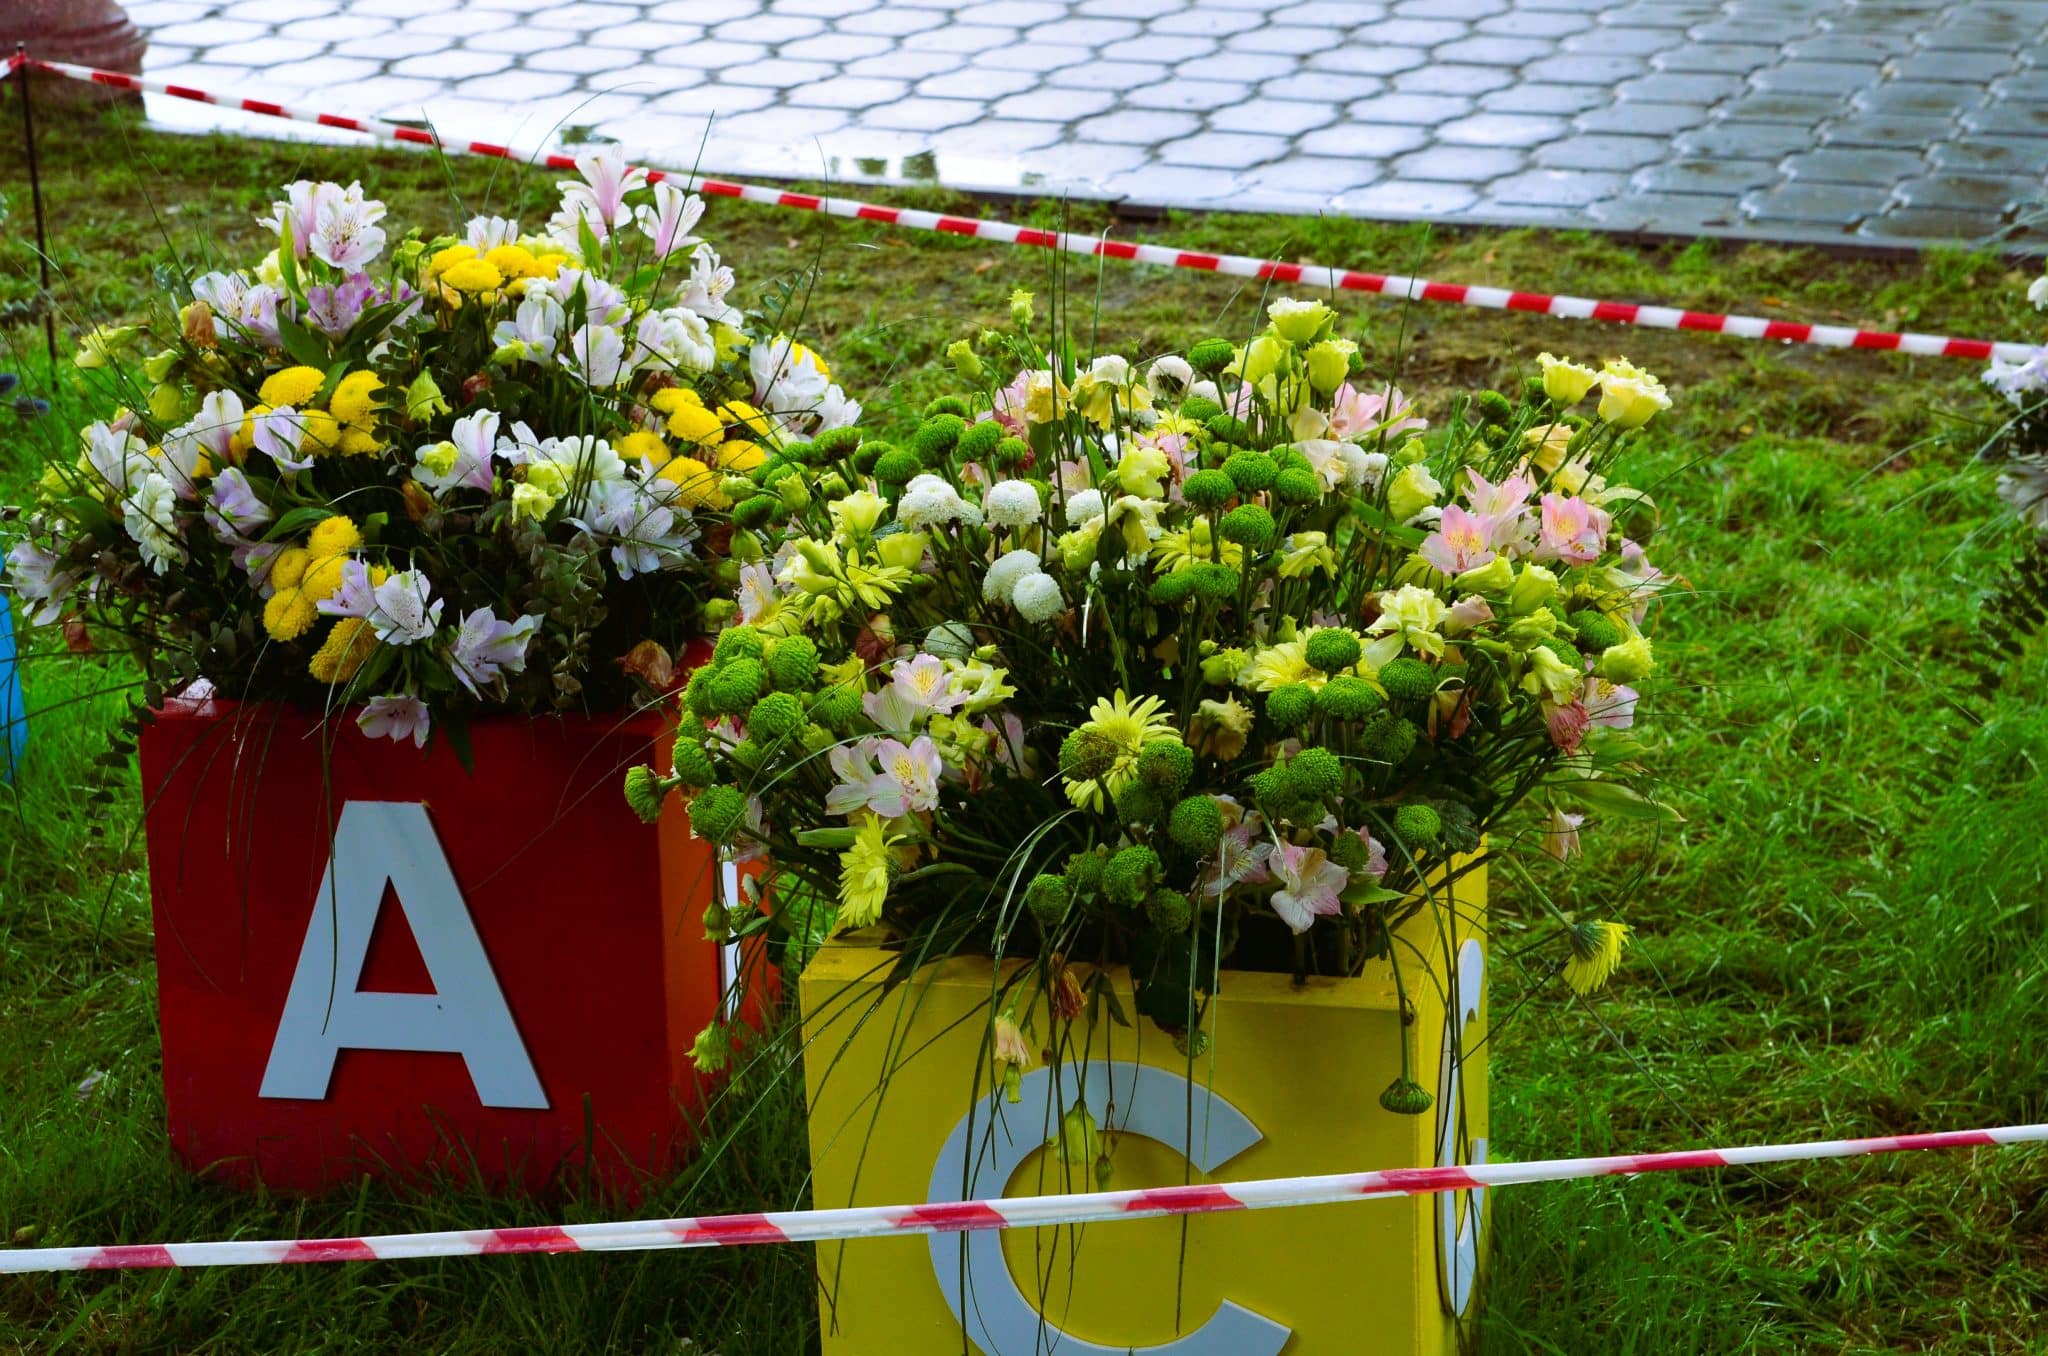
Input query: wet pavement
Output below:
<box><xmin>127</xmin><ymin>0</ymin><xmax>2048</xmax><ymax>249</ymax></box>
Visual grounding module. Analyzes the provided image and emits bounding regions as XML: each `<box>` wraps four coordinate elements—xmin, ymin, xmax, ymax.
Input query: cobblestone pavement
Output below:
<box><xmin>127</xmin><ymin>0</ymin><xmax>2048</xmax><ymax>249</ymax></box>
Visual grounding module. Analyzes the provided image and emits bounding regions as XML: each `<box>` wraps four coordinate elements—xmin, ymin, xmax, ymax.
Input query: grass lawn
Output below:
<box><xmin>4</xmin><ymin>102</ymin><xmax>2048</xmax><ymax>1354</ymax></box>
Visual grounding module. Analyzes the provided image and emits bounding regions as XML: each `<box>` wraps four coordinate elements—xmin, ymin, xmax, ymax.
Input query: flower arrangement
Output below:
<box><xmin>629</xmin><ymin>291</ymin><xmax>1674</xmax><ymax>1101</ymax></box>
<box><xmin>2</xmin><ymin>149</ymin><xmax>859</xmax><ymax>749</ymax></box>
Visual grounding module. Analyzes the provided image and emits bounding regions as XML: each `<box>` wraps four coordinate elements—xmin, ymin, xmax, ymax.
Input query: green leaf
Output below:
<box><xmin>272</xmin><ymin>311</ymin><xmax>331</xmax><ymax>370</ymax></box>
<box><xmin>277</xmin><ymin>220</ymin><xmax>299</xmax><ymax>298</ymax></box>
<box><xmin>1556</xmin><ymin>777</ymin><xmax>1684</xmax><ymax>823</ymax></box>
<box><xmin>266</xmin><ymin>506</ymin><xmax>335</xmax><ymax>541</ymax></box>
<box><xmin>1341</xmin><ymin>882</ymin><xmax>1406</xmax><ymax>909</ymax></box>
<box><xmin>440</xmin><ymin>707</ymin><xmax>475</xmax><ymax>776</ymax></box>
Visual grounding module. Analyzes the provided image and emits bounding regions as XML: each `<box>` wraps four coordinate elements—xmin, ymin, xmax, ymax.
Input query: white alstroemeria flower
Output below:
<box><xmin>414</xmin><ymin>409</ymin><xmax>501</xmax><ymax>494</ymax></box>
<box><xmin>814</xmin><ymin>384</ymin><xmax>862</xmax><ymax>432</ymax></box>
<box><xmin>203</xmin><ymin>467</ymin><xmax>270</xmax><ymax>545</ymax></box>
<box><xmin>563</xmin><ymin>323</ymin><xmax>631</xmax><ymax>387</ymax></box>
<box><xmin>464</xmin><ymin>214</ymin><xmax>521</xmax><ymax>250</ymax></box>
<box><xmin>750</xmin><ymin>334</ymin><xmax>831</xmax><ymax>410</ymax></box>
<box><xmin>492</xmin><ymin>291</ymin><xmax>566</xmax><ymax>362</ymax></box>
<box><xmin>677</xmin><ymin>242</ymin><xmax>742</xmax><ymax>326</ymax></box>
<box><xmin>258</xmin><ymin>180</ymin><xmax>334</xmax><ymax>258</ymax></box>
<box><xmin>83</xmin><ymin>420</ymin><xmax>152</xmax><ymax>494</ymax></box>
<box><xmin>5</xmin><ymin>537</ymin><xmax>83</xmax><ymax>625</ymax></box>
<box><xmin>558</xmin><ymin>143</ymin><xmax>647</xmax><ymax>232</ymax></box>
<box><xmin>636</xmin><ymin>181</ymin><xmax>704</xmax><ymax>258</ymax></box>
<box><xmin>448</xmin><ymin>607</ymin><xmax>540</xmax><ymax>697</ymax></box>
<box><xmin>367</xmin><ymin>568</ymin><xmax>443</xmax><ymax>646</ymax></box>
<box><xmin>358</xmin><ymin>694</ymin><xmax>430</xmax><ymax>748</ymax></box>
<box><xmin>575</xmin><ymin>479</ymin><xmax>699</xmax><ymax>579</ymax></box>
<box><xmin>308</xmin><ymin>181</ymin><xmax>387</xmax><ymax>269</ymax></box>
<box><xmin>252</xmin><ymin>406</ymin><xmax>317</xmax><ymax>473</ymax></box>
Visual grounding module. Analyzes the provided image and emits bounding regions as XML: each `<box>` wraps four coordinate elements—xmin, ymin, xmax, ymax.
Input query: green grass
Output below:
<box><xmin>4</xmin><ymin>103</ymin><xmax>2048</xmax><ymax>1353</ymax></box>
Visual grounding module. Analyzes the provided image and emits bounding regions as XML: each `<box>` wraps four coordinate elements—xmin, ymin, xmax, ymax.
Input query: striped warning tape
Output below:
<box><xmin>2</xmin><ymin>1122</ymin><xmax>2041</xmax><ymax>1274</ymax></box>
<box><xmin>9</xmin><ymin>52</ymin><xmax>2038</xmax><ymax>366</ymax></box>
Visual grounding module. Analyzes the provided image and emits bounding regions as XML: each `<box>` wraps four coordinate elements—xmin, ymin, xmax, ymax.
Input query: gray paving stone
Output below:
<box><xmin>1672</xmin><ymin>121</ymin><xmax>1819</xmax><ymax>158</ymax></box>
<box><xmin>1533</xmin><ymin>134</ymin><xmax>1667</xmax><ymax>171</ymax></box>
<box><xmin>1893</xmin><ymin>172</ymin><xmax>2037</xmax><ymax>211</ymax></box>
<box><xmin>1858</xmin><ymin>205</ymin><xmax>2002</xmax><ymax>241</ymax></box>
<box><xmin>1479</xmin><ymin>83</ymin><xmax>1609</xmax><ymax>115</ymax></box>
<box><xmin>1298</xmin><ymin>122</ymin><xmax>1432</xmax><ymax>158</ymax></box>
<box><xmin>1486</xmin><ymin>168</ymin><xmax>1629</xmax><ymax>206</ymax></box>
<box><xmin>116</xmin><ymin>0</ymin><xmax>2048</xmax><ymax>252</ymax></box>
<box><xmin>1817</xmin><ymin>114</ymin><xmax>1957</xmax><ymax>148</ymax></box>
<box><xmin>1616</xmin><ymin>72</ymin><xmax>1750</xmax><ymax>104</ymax></box>
<box><xmin>1434</xmin><ymin>113</ymin><xmax>1568</xmax><ymax>148</ymax></box>
<box><xmin>1071</xmin><ymin>109</ymin><xmax>1202</xmax><ymax>144</ymax></box>
<box><xmin>1392</xmin><ymin>145</ymin><xmax>1528</xmax><ymax>182</ymax></box>
<box><xmin>1782</xmin><ymin>147</ymin><xmax>1928</xmax><ymax>184</ymax></box>
<box><xmin>1740</xmin><ymin>181</ymin><xmax>1894</xmax><ymax>224</ymax></box>
<box><xmin>1633</xmin><ymin>157</ymin><xmax>1781</xmax><ymax>195</ymax></box>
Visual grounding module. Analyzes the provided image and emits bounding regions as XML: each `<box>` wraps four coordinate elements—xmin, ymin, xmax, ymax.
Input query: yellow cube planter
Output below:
<box><xmin>799</xmin><ymin>863</ymin><xmax>1488</xmax><ymax>1356</ymax></box>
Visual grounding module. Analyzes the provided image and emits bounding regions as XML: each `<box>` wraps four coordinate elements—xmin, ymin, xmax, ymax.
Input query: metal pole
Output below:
<box><xmin>15</xmin><ymin>47</ymin><xmax>57</xmax><ymax>366</ymax></box>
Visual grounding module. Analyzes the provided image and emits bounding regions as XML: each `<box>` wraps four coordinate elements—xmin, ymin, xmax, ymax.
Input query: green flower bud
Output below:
<box><xmin>687</xmin><ymin>784</ymin><xmax>749</xmax><ymax>845</ymax></box>
<box><xmin>670</xmin><ymin>737</ymin><xmax>716</xmax><ymax>788</ymax></box>
<box><xmin>1570</xmin><ymin>610</ymin><xmax>1623</xmax><ymax>653</ymax></box>
<box><xmin>1327</xmin><ymin>831</ymin><xmax>1370</xmax><ymax>871</ymax></box>
<box><xmin>814</xmin><ymin>680</ymin><xmax>864</xmax><ymax>729</ymax></box>
<box><xmin>1149</xmin><ymin>570</ymin><xmax>1198</xmax><ymax>606</ymax></box>
<box><xmin>1179</xmin><ymin>395</ymin><xmax>1223</xmax><ymax>423</ymax></box>
<box><xmin>1064</xmin><ymin>847</ymin><xmax>1107</xmax><ymax>898</ymax></box>
<box><xmin>1265</xmin><ymin>683</ymin><xmax>1316</xmax><ymax>730</ymax></box>
<box><xmin>1060</xmin><ymin>728</ymin><xmax>1122</xmax><ymax>783</ymax></box>
<box><xmin>1363</xmin><ymin>714</ymin><xmax>1418</xmax><ymax>765</ymax></box>
<box><xmin>1210</xmin><ymin>417</ymin><xmax>1256</xmax><ymax>453</ymax></box>
<box><xmin>1136</xmin><ymin>739</ymin><xmax>1195</xmax><ymax>793</ymax></box>
<box><xmin>1221</xmin><ymin>449</ymin><xmax>1276</xmax><ymax>494</ymax></box>
<box><xmin>1025</xmin><ymin>873</ymin><xmax>1070</xmax><ymax>929</ymax></box>
<box><xmin>992</xmin><ymin>435</ymin><xmax>1029</xmax><ymax>470</ymax></box>
<box><xmin>1475</xmin><ymin>390</ymin><xmax>1515</xmax><ymax>425</ymax></box>
<box><xmin>715</xmin><ymin>626</ymin><xmax>766</xmax><ymax>662</ymax></box>
<box><xmin>709</xmin><ymin>657</ymin><xmax>768</xmax><ymax>713</ymax></box>
<box><xmin>747</xmin><ymin>691</ymin><xmax>805</xmax><ymax>744</ymax></box>
<box><xmin>1274</xmin><ymin>466</ymin><xmax>1322</xmax><ymax>505</ymax></box>
<box><xmin>1218</xmin><ymin>504</ymin><xmax>1277</xmax><ymax>550</ymax></box>
<box><xmin>1168</xmin><ymin>795</ymin><xmax>1225</xmax><ymax>854</ymax></box>
<box><xmin>1393</xmin><ymin>803</ymin><xmax>1442</xmax><ymax>847</ymax></box>
<box><xmin>1187</xmin><ymin>561</ymin><xmax>1242</xmax><ymax>604</ymax></box>
<box><xmin>923</xmin><ymin>396</ymin><xmax>970</xmax><ymax>419</ymax></box>
<box><xmin>946</xmin><ymin>339</ymin><xmax>985</xmax><ymax>383</ymax></box>
<box><xmin>1145</xmin><ymin>887</ymin><xmax>1192</xmax><ymax>933</ymax></box>
<box><xmin>956</xmin><ymin>418</ymin><xmax>1002</xmax><ymax>463</ymax></box>
<box><xmin>1182</xmin><ymin>468</ymin><xmax>1237</xmax><ymax>510</ymax></box>
<box><xmin>1103</xmin><ymin>845</ymin><xmax>1161</xmax><ymax>907</ymax></box>
<box><xmin>873</xmin><ymin>447</ymin><xmax>923</xmax><ymax>485</ymax></box>
<box><xmin>1116</xmin><ymin>782</ymin><xmax>1164</xmax><ymax>826</ymax></box>
<box><xmin>912</xmin><ymin>414</ymin><xmax>966</xmax><ymax>462</ymax></box>
<box><xmin>1289</xmin><ymin>747</ymin><xmax>1344</xmax><ymax>799</ymax></box>
<box><xmin>1188</xmin><ymin>338</ymin><xmax>1236</xmax><ymax>374</ymax></box>
<box><xmin>814</xmin><ymin>426</ymin><xmax>862</xmax><ymax>457</ymax></box>
<box><xmin>1314</xmin><ymin>675</ymin><xmax>1384</xmax><ymax>722</ymax></box>
<box><xmin>765</xmin><ymin>634</ymin><xmax>820</xmax><ymax>691</ymax></box>
<box><xmin>732</xmin><ymin>494</ymin><xmax>781</xmax><ymax>530</ymax></box>
<box><xmin>1378</xmin><ymin>657</ymin><xmax>1437</xmax><ymax>703</ymax></box>
<box><xmin>1304</xmin><ymin>628</ymin><xmax>1363</xmax><ymax>674</ymax></box>
<box><xmin>622</xmin><ymin>765</ymin><xmax>670</xmax><ymax>823</ymax></box>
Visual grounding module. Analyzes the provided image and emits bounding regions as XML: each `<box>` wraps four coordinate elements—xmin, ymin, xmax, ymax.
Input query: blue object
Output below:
<box><xmin>1</xmin><ymin>600</ymin><xmax>25</xmax><ymax>782</ymax></box>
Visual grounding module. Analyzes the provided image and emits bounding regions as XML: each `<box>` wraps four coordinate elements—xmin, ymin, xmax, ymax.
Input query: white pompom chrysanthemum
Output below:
<box><xmin>1012</xmin><ymin>571</ymin><xmax>1066</xmax><ymax>622</ymax></box>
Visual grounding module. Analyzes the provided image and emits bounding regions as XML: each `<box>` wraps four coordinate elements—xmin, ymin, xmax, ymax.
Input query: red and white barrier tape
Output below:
<box><xmin>2</xmin><ymin>1122</ymin><xmax>2041</xmax><ymax>1274</ymax></box>
<box><xmin>10</xmin><ymin>53</ymin><xmax>2037</xmax><ymax>366</ymax></box>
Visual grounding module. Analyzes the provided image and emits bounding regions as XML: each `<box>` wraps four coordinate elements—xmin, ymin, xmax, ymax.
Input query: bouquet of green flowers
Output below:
<box><xmin>630</xmin><ymin>290</ymin><xmax>1675</xmax><ymax>1095</ymax></box>
<box><xmin>2</xmin><ymin>149</ymin><xmax>859</xmax><ymax>750</ymax></box>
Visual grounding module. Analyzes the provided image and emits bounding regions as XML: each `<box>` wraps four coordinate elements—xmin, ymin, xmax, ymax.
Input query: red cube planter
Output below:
<box><xmin>138</xmin><ymin>678</ymin><xmax>732</xmax><ymax>1196</ymax></box>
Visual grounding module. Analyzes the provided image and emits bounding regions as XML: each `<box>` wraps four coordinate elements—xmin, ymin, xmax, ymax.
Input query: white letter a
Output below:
<box><xmin>260</xmin><ymin>801</ymin><xmax>547</xmax><ymax>1109</ymax></box>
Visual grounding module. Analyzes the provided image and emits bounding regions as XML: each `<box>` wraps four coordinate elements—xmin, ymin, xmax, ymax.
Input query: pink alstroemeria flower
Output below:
<box><xmin>1328</xmin><ymin>382</ymin><xmax>1427</xmax><ymax>440</ymax></box>
<box><xmin>1543</xmin><ymin>807</ymin><xmax>1585</xmax><ymax>863</ymax></box>
<box><xmin>1545</xmin><ymin>699</ymin><xmax>1591</xmax><ymax>754</ymax></box>
<box><xmin>1584</xmin><ymin>677</ymin><xmax>1639</xmax><ymax>730</ymax></box>
<box><xmin>1269</xmin><ymin>841</ymin><xmax>1349</xmax><ymax>934</ymax></box>
<box><xmin>1533</xmin><ymin>493</ymin><xmax>1612</xmax><ymax>565</ymax></box>
<box><xmin>1420</xmin><ymin>503</ymin><xmax>1499</xmax><ymax>575</ymax></box>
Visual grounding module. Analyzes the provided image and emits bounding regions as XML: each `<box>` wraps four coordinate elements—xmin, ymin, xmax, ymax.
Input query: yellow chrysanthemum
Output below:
<box><xmin>532</xmin><ymin>251</ymin><xmax>569</xmax><ymax>278</ymax></box>
<box><xmin>328</xmin><ymin>371</ymin><xmax>384</xmax><ymax>428</ymax></box>
<box><xmin>306</xmin><ymin>515</ymin><xmax>362</xmax><ymax>558</ymax></box>
<box><xmin>337</xmin><ymin>426</ymin><xmax>383</xmax><ymax>457</ymax></box>
<box><xmin>441</xmin><ymin>258</ymin><xmax>503</xmax><ymax>294</ymax></box>
<box><xmin>614</xmin><ymin>429</ymin><xmax>668</xmax><ymax>465</ymax></box>
<box><xmin>258</xmin><ymin>365</ymin><xmax>325</xmax><ymax>410</ymax></box>
<box><xmin>666</xmin><ymin>402</ymin><xmax>725</xmax><ymax>448</ymax></box>
<box><xmin>656</xmin><ymin>455</ymin><xmax>728</xmax><ymax>510</ymax></box>
<box><xmin>425</xmin><ymin>244</ymin><xmax>478</xmax><ymax>280</ymax></box>
<box><xmin>482</xmin><ymin>244</ymin><xmax>540</xmax><ymax>280</ymax></box>
<box><xmin>1563</xmin><ymin>921</ymin><xmax>1631</xmax><ymax>995</ymax></box>
<box><xmin>716</xmin><ymin>399</ymin><xmax>779</xmax><ymax>445</ymax></box>
<box><xmin>308</xmin><ymin>617</ymin><xmax>377</xmax><ymax>684</ymax></box>
<box><xmin>299</xmin><ymin>554</ymin><xmax>347</xmax><ymax>600</ymax></box>
<box><xmin>268</xmin><ymin>546</ymin><xmax>311</xmax><ymax>591</ymax></box>
<box><xmin>713</xmin><ymin>439</ymin><xmax>766</xmax><ymax>474</ymax></box>
<box><xmin>298</xmin><ymin>407</ymin><xmax>344</xmax><ymax>457</ymax></box>
<box><xmin>836</xmin><ymin>814</ymin><xmax>899</xmax><ymax>932</ymax></box>
<box><xmin>649</xmin><ymin>387</ymin><xmax>703</xmax><ymax>415</ymax></box>
<box><xmin>262</xmin><ymin>588</ymin><xmax>320</xmax><ymax>642</ymax></box>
